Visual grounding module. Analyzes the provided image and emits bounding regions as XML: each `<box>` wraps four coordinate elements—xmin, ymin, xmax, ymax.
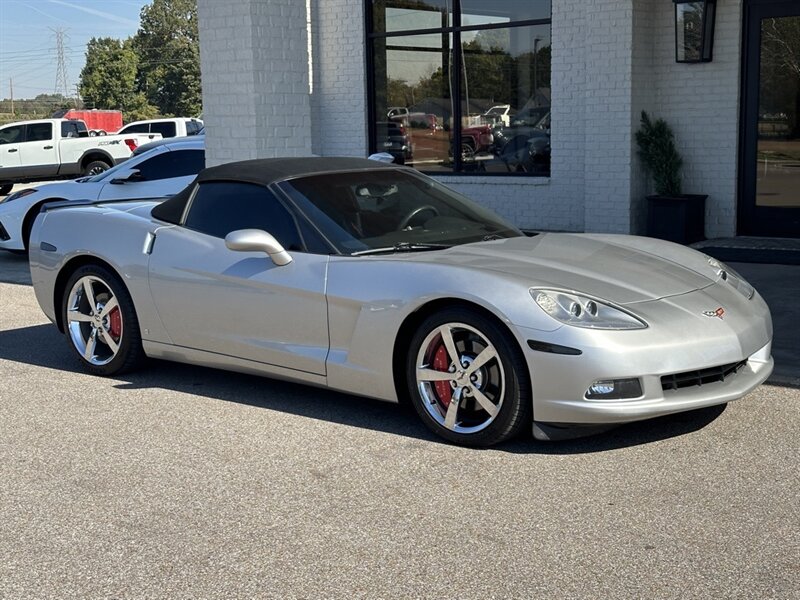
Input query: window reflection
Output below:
<box><xmin>373</xmin><ymin>0</ymin><xmax>453</xmax><ymax>34</ymax></box>
<box><xmin>459</xmin><ymin>25</ymin><xmax>550</xmax><ymax>175</ymax></box>
<box><xmin>370</xmin><ymin>1</ymin><xmax>552</xmax><ymax>176</ymax></box>
<box><xmin>373</xmin><ymin>34</ymin><xmax>454</xmax><ymax>172</ymax></box>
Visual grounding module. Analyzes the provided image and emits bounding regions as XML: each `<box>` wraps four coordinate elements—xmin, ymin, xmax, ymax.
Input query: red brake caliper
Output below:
<box><xmin>432</xmin><ymin>343</ymin><xmax>452</xmax><ymax>407</ymax></box>
<box><xmin>108</xmin><ymin>307</ymin><xmax>122</xmax><ymax>340</ymax></box>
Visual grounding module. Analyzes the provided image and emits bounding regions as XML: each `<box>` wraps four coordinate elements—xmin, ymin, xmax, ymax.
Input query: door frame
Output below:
<box><xmin>738</xmin><ymin>0</ymin><xmax>800</xmax><ymax>237</ymax></box>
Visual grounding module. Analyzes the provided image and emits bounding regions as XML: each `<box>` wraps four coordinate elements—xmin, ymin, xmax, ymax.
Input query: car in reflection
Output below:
<box><xmin>0</xmin><ymin>137</ymin><xmax>204</xmax><ymax>252</ymax></box>
<box><xmin>492</xmin><ymin>111</ymin><xmax>550</xmax><ymax>174</ymax></box>
<box><xmin>28</xmin><ymin>157</ymin><xmax>773</xmax><ymax>447</ymax></box>
<box><xmin>375</xmin><ymin>121</ymin><xmax>412</xmax><ymax>165</ymax></box>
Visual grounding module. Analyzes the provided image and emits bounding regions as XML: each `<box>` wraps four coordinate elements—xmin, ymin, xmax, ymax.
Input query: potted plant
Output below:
<box><xmin>635</xmin><ymin>111</ymin><xmax>706</xmax><ymax>244</ymax></box>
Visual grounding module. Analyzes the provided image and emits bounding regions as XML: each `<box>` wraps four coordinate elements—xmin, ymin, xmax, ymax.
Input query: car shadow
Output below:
<box><xmin>1</xmin><ymin>323</ymin><xmax>731</xmax><ymax>454</ymax></box>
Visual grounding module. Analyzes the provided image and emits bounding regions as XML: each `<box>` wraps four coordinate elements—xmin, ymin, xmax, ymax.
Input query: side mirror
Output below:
<box><xmin>225</xmin><ymin>229</ymin><xmax>293</xmax><ymax>266</ymax></box>
<box><xmin>368</xmin><ymin>152</ymin><xmax>396</xmax><ymax>163</ymax></box>
<box><xmin>110</xmin><ymin>168</ymin><xmax>143</xmax><ymax>185</ymax></box>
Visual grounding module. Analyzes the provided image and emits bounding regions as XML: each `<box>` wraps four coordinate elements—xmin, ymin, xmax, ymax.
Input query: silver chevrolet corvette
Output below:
<box><xmin>28</xmin><ymin>157</ymin><xmax>773</xmax><ymax>446</ymax></box>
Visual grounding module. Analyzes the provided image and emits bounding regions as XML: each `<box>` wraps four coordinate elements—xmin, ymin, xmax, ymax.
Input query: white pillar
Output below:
<box><xmin>198</xmin><ymin>0</ymin><xmax>312</xmax><ymax>166</ymax></box>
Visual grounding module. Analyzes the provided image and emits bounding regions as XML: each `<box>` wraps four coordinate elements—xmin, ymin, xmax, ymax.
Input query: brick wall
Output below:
<box><xmin>309</xmin><ymin>0</ymin><xmax>368</xmax><ymax>157</ymax></box>
<box><xmin>197</xmin><ymin>0</ymin><xmax>311</xmax><ymax>167</ymax></box>
<box><xmin>650</xmin><ymin>0</ymin><xmax>742</xmax><ymax>238</ymax></box>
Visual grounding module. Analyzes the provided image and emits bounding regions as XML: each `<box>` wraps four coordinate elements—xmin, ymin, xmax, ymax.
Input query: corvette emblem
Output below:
<box><xmin>703</xmin><ymin>307</ymin><xmax>725</xmax><ymax>319</ymax></box>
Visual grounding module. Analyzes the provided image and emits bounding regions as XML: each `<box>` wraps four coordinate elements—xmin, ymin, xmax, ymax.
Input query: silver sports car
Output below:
<box><xmin>29</xmin><ymin>157</ymin><xmax>773</xmax><ymax>446</ymax></box>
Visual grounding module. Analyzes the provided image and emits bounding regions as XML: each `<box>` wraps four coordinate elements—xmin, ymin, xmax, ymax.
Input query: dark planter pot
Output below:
<box><xmin>646</xmin><ymin>194</ymin><xmax>707</xmax><ymax>245</ymax></box>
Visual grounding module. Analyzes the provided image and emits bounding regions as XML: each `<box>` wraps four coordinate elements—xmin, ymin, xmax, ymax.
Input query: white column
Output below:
<box><xmin>198</xmin><ymin>0</ymin><xmax>312</xmax><ymax>166</ymax></box>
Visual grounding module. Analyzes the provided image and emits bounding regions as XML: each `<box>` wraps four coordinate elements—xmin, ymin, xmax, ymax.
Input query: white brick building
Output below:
<box><xmin>197</xmin><ymin>0</ymin><xmax>800</xmax><ymax>240</ymax></box>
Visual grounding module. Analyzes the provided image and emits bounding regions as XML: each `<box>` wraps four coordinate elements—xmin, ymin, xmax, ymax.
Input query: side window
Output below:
<box><xmin>0</xmin><ymin>125</ymin><xmax>24</xmax><ymax>144</ymax></box>
<box><xmin>151</xmin><ymin>122</ymin><xmax>177</xmax><ymax>138</ymax></box>
<box><xmin>25</xmin><ymin>123</ymin><xmax>53</xmax><ymax>143</ymax></box>
<box><xmin>61</xmin><ymin>121</ymin><xmax>80</xmax><ymax>138</ymax></box>
<box><xmin>119</xmin><ymin>123</ymin><xmax>149</xmax><ymax>135</ymax></box>
<box><xmin>185</xmin><ymin>121</ymin><xmax>199</xmax><ymax>136</ymax></box>
<box><xmin>184</xmin><ymin>182</ymin><xmax>303</xmax><ymax>251</ymax></box>
<box><xmin>135</xmin><ymin>149</ymin><xmax>205</xmax><ymax>181</ymax></box>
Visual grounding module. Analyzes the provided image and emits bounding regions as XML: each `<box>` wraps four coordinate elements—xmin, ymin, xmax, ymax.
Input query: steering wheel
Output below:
<box><xmin>397</xmin><ymin>205</ymin><xmax>439</xmax><ymax>230</ymax></box>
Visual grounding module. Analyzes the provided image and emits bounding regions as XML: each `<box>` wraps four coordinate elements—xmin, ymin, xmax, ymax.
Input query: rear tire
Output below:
<box><xmin>82</xmin><ymin>160</ymin><xmax>111</xmax><ymax>177</ymax></box>
<box><xmin>61</xmin><ymin>264</ymin><xmax>146</xmax><ymax>376</ymax></box>
<box><xmin>405</xmin><ymin>307</ymin><xmax>531</xmax><ymax>447</ymax></box>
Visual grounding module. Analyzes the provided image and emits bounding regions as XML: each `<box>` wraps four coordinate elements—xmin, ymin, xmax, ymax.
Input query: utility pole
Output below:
<box><xmin>9</xmin><ymin>78</ymin><xmax>13</xmax><ymax>116</ymax></box>
<box><xmin>74</xmin><ymin>84</ymin><xmax>82</xmax><ymax>109</ymax></box>
<box><xmin>51</xmin><ymin>27</ymin><xmax>71</xmax><ymax>99</ymax></box>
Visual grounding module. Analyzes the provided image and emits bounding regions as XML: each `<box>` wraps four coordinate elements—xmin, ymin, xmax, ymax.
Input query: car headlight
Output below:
<box><xmin>530</xmin><ymin>289</ymin><xmax>648</xmax><ymax>330</ymax></box>
<box><xmin>707</xmin><ymin>257</ymin><xmax>755</xmax><ymax>300</ymax></box>
<box><xmin>1</xmin><ymin>188</ymin><xmax>37</xmax><ymax>204</ymax></box>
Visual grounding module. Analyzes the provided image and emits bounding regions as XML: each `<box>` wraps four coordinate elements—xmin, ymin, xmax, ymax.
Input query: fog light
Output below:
<box><xmin>585</xmin><ymin>378</ymin><xmax>643</xmax><ymax>400</ymax></box>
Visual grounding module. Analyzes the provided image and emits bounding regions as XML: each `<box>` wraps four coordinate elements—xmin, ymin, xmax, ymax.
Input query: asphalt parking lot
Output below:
<box><xmin>0</xmin><ymin>251</ymin><xmax>798</xmax><ymax>599</ymax></box>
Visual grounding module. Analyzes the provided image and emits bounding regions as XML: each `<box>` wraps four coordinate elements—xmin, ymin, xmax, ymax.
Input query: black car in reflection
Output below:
<box><xmin>491</xmin><ymin>111</ymin><xmax>550</xmax><ymax>175</ymax></box>
<box><xmin>375</xmin><ymin>121</ymin><xmax>412</xmax><ymax>165</ymax></box>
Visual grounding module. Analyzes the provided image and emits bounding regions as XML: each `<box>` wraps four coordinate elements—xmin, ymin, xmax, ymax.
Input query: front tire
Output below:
<box><xmin>61</xmin><ymin>265</ymin><xmax>145</xmax><ymax>376</ymax></box>
<box><xmin>406</xmin><ymin>308</ymin><xmax>531</xmax><ymax>447</ymax></box>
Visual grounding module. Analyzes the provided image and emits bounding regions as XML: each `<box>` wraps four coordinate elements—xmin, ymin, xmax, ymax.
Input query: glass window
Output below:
<box><xmin>373</xmin><ymin>1</ymin><xmax>453</xmax><ymax>34</ymax></box>
<box><xmin>151</xmin><ymin>122</ymin><xmax>177</xmax><ymax>138</ymax></box>
<box><xmin>372</xmin><ymin>33</ymin><xmax>453</xmax><ymax>172</ymax></box>
<box><xmin>119</xmin><ymin>123</ymin><xmax>150</xmax><ymax>135</ymax></box>
<box><xmin>0</xmin><ymin>125</ymin><xmax>24</xmax><ymax>144</ymax></box>
<box><xmin>61</xmin><ymin>121</ymin><xmax>81</xmax><ymax>138</ymax></box>
<box><xmin>26</xmin><ymin>123</ymin><xmax>53</xmax><ymax>142</ymax></box>
<box><xmin>135</xmin><ymin>149</ymin><xmax>205</xmax><ymax>181</ymax></box>
<box><xmin>460</xmin><ymin>1</ymin><xmax>550</xmax><ymax>26</ymax></box>
<box><xmin>280</xmin><ymin>169</ymin><xmax>521</xmax><ymax>254</ymax></box>
<box><xmin>368</xmin><ymin>1</ymin><xmax>551</xmax><ymax>177</ymax></box>
<box><xmin>184</xmin><ymin>181</ymin><xmax>303</xmax><ymax>250</ymax></box>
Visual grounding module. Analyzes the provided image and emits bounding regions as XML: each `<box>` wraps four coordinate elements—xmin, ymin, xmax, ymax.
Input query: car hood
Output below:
<box><xmin>412</xmin><ymin>233</ymin><xmax>715</xmax><ymax>305</ymax></box>
<box><xmin>25</xmin><ymin>179</ymin><xmax>103</xmax><ymax>201</ymax></box>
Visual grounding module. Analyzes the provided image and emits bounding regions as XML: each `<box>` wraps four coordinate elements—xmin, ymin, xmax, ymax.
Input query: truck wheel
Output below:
<box><xmin>83</xmin><ymin>160</ymin><xmax>111</xmax><ymax>176</ymax></box>
<box><xmin>0</xmin><ymin>183</ymin><xmax>12</xmax><ymax>196</ymax></box>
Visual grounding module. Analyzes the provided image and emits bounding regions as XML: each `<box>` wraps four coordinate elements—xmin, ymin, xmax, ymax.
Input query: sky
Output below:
<box><xmin>0</xmin><ymin>0</ymin><xmax>149</xmax><ymax>100</ymax></box>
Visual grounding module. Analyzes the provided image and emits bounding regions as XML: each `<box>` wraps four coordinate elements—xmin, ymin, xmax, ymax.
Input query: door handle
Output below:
<box><xmin>8</xmin><ymin>149</ymin><xmax>18</xmax><ymax>153</ymax></box>
<box><xmin>43</xmin><ymin>145</ymin><xmax>53</xmax><ymax>149</ymax></box>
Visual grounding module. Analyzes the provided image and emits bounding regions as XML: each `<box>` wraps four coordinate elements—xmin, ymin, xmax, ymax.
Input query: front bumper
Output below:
<box><xmin>515</xmin><ymin>283</ymin><xmax>774</xmax><ymax>427</ymax></box>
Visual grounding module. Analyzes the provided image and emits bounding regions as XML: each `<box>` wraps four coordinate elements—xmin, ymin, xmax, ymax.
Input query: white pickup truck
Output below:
<box><xmin>0</xmin><ymin>118</ymin><xmax>160</xmax><ymax>195</ymax></box>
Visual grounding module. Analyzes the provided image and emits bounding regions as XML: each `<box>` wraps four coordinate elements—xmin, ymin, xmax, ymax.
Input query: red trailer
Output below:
<box><xmin>52</xmin><ymin>109</ymin><xmax>123</xmax><ymax>135</ymax></box>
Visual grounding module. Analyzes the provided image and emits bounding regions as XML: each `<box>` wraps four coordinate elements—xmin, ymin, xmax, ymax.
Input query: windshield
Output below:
<box><xmin>280</xmin><ymin>169</ymin><xmax>522</xmax><ymax>254</ymax></box>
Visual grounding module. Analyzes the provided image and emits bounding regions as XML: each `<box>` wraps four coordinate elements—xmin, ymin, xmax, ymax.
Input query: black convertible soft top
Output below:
<box><xmin>152</xmin><ymin>156</ymin><xmax>395</xmax><ymax>224</ymax></box>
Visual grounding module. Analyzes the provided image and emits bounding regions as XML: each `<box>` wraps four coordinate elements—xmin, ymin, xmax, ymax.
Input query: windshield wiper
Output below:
<box><xmin>351</xmin><ymin>242</ymin><xmax>450</xmax><ymax>256</ymax></box>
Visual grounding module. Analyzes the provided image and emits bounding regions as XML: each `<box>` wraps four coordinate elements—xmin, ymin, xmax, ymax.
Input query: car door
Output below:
<box><xmin>0</xmin><ymin>124</ymin><xmax>24</xmax><ymax>179</ymax></box>
<box><xmin>147</xmin><ymin>180</ymin><xmax>330</xmax><ymax>375</ymax></box>
<box><xmin>19</xmin><ymin>122</ymin><xmax>59</xmax><ymax>178</ymax></box>
<box><xmin>99</xmin><ymin>148</ymin><xmax>205</xmax><ymax>200</ymax></box>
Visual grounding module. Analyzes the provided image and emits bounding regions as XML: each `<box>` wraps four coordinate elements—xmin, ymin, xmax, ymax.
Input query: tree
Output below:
<box><xmin>80</xmin><ymin>38</ymin><xmax>137</xmax><ymax>110</ymax></box>
<box><xmin>79</xmin><ymin>37</ymin><xmax>159</xmax><ymax>121</ymax></box>
<box><xmin>134</xmin><ymin>0</ymin><xmax>201</xmax><ymax>117</ymax></box>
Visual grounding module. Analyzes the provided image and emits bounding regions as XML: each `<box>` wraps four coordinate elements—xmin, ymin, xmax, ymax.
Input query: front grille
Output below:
<box><xmin>661</xmin><ymin>360</ymin><xmax>747</xmax><ymax>392</ymax></box>
<box><xmin>0</xmin><ymin>220</ymin><xmax>9</xmax><ymax>241</ymax></box>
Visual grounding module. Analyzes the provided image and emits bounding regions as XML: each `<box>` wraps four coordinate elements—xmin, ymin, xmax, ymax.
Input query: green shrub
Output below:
<box><xmin>635</xmin><ymin>111</ymin><xmax>683</xmax><ymax>197</ymax></box>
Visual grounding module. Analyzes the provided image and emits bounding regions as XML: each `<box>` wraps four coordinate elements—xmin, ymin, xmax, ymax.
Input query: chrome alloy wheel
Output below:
<box><xmin>66</xmin><ymin>275</ymin><xmax>123</xmax><ymax>366</ymax></box>
<box><xmin>415</xmin><ymin>322</ymin><xmax>505</xmax><ymax>434</ymax></box>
